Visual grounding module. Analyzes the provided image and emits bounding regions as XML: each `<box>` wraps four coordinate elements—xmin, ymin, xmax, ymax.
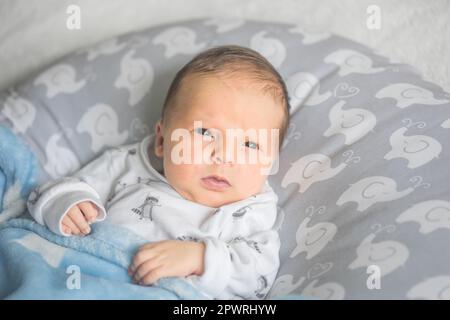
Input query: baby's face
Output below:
<box><xmin>154</xmin><ymin>74</ymin><xmax>283</xmax><ymax>208</ymax></box>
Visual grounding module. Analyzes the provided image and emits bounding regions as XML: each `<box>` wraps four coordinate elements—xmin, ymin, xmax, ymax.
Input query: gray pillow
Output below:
<box><xmin>1</xmin><ymin>18</ymin><xmax>450</xmax><ymax>299</ymax></box>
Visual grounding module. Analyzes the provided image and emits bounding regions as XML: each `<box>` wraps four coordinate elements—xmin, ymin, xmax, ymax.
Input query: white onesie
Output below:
<box><xmin>27</xmin><ymin>134</ymin><xmax>281</xmax><ymax>300</ymax></box>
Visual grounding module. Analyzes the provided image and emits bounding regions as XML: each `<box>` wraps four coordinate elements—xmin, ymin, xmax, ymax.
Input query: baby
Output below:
<box><xmin>27</xmin><ymin>45</ymin><xmax>291</xmax><ymax>299</ymax></box>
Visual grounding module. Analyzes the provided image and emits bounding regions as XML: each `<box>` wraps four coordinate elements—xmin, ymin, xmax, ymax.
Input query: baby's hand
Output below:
<box><xmin>61</xmin><ymin>201</ymin><xmax>99</xmax><ymax>236</ymax></box>
<box><xmin>128</xmin><ymin>240</ymin><xmax>205</xmax><ymax>285</ymax></box>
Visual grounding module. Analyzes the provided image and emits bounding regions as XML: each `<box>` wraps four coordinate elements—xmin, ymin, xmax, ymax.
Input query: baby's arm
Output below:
<box><xmin>128</xmin><ymin>202</ymin><xmax>280</xmax><ymax>299</ymax></box>
<box><xmin>195</xmin><ymin>229</ymin><xmax>280</xmax><ymax>299</ymax></box>
<box><xmin>27</xmin><ymin>149</ymin><xmax>127</xmax><ymax>236</ymax></box>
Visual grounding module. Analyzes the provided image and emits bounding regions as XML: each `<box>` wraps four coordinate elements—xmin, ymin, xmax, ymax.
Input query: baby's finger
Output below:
<box><xmin>61</xmin><ymin>223</ymin><xmax>72</xmax><ymax>235</ymax></box>
<box><xmin>139</xmin><ymin>242</ymin><xmax>157</xmax><ymax>251</ymax></box>
<box><xmin>133</xmin><ymin>257</ymin><xmax>164</xmax><ymax>284</ymax></box>
<box><xmin>78</xmin><ymin>201</ymin><xmax>98</xmax><ymax>223</ymax></box>
<box><xmin>129</xmin><ymin>249</ymin><xmax>159</xmax><ymax>275</ymax></box>
<box><xmin>68</xmin><ymin>206</ymin><xmax>91</xmax><ymax>235</ymax></box>
<box><xmin>139</xmin><ymin>266</ymin><xmax>165</xmax><ymax>286</ymax></box>
<box><xmin>63</xmin><ymin>215</ymin><xmax>81</xmax><ymax>235</ymax></box>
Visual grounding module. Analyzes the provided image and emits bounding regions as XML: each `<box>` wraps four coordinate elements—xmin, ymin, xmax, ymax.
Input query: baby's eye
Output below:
<box><xmin>244</xmin><ymin>141</ymin><xmax>259</xmax><ymax>150</ymax></box>
<box><xmin>194</xmin><ymin>127</ymin><xmax>214</xmax><ymax>138</ymax></box>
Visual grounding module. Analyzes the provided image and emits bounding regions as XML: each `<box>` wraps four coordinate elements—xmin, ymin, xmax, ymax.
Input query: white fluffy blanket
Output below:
<box><xmin>0</xmin><ymin>0</ymin><xmax>448</xmax><ymax>91</ymax></box>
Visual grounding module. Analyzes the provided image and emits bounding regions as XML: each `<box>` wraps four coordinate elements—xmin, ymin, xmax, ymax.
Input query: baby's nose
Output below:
<box><xmin>211</xmin><ymin>142</ymin><xmax>235</xmax><ymax>165</ymax></box>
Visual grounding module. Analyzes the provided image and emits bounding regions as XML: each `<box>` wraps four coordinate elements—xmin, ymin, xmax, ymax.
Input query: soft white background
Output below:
<box><xmin>0</xmin><ymin>0</ymin><xmax>449</xmax><ymax>92</ymax></box>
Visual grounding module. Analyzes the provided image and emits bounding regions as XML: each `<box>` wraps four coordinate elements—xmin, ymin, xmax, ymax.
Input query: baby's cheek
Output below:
<box><xmin>238</xmin><ymin>165</ymin><xmax>267</xmax><ymax>194</ymax></box>
<box><xmin>167</xmin><ymin>162</ymin><xmax>192</xmax><ymax>181</ymax></box>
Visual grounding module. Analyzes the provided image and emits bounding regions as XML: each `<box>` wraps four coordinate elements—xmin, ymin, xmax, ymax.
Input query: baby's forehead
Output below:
<box><xmin>166</xmin><ymin>70</ymin><xmax>286</xmax><ymax>130</ymax></box>
<box><xmin>181</xmin><ymin>73</ymin><xmax>281</xmax><ymax>104</ymax></box>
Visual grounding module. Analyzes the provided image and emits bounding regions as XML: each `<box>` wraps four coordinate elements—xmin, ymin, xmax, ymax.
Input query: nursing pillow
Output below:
<box><xmin>1</xmin><ymin>18</ymin><xmax>450</xmax><ymax>299</ymax></box>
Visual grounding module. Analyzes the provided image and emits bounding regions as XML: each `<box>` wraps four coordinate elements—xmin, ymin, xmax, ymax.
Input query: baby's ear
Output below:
<box><xmin>155</xmin><ymin>137</ymin><xmax>164</xmax><ymax>158</ymax></box>
<box><xmin>154</xmin><ymin>119</ymin><xmax>164</xmax><ymax>158</ymax></box>
<box><xmin>154</xmin><ymin>118</ymin><xmax>164</xmax><ymax>135</ymax></box>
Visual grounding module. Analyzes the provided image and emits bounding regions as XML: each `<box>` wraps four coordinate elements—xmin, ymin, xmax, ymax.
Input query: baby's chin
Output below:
<box><xmin>176</xmin><ymin>187</ymin><xmax>250</xmax><ymax>208</ymax></box>
<box><xmin>195</xmin><ymin>195</ymin><xmax>241</xmax><ymax>209</ymax></box>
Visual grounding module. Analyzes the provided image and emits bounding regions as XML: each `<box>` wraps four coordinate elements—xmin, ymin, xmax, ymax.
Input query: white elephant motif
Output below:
<box><xmin>1</xmin><ymin>94</ymin><xmax>36</xmax><ymax>133</ymax></box>
<box><xmin>34</xmin><ymin>64</ymin><xmax>86</xmax><ymax>98</ymax></box>
<box><xmin>282</xmin><ymin>153</ymin><xmax>346</xmax><ymax>193</ymax></box>
<box><xmin>384</xmin><ymin>127</ymin><xmax>441</xmax><ymax>169</ymax></box>
<box><xmin>396</xmin><ymin>200</ymin><xmax>450</xmax><ymax>234</ymax></box>
<box><xmin>76</xmin><ymin>103</ymin><xmax>128</xmax><ymax>153</ymax></box>
<box><xmin>83</xmin><ymin>37</ymin><xmax>126</xmax><ymax>61</ymax></box>
<box><xmin>44</xmin><ymin>133</ymin><xmax>80</xmax><ymax>179</ymax></box>
<box><xmin>375</xmin><ymin>83</ymin><xmax>449</xmax><ymax>108</ymax></box>
<box><xmin>289</xmin><ymin>25</ymin><xmax>331</xmax><ymax>44</ymax></box>
<box><xmin>286</xmin><ymin>72</ymin><xmax>332</xmax><ymax>114</ymax></box>
<box><xmin>337</xmin><ymin>176</ymin><xmax>414</xmax><ymax>212</ymax></box>
<box><xmin>441</xmin><ymin>118</ymin><xmax>450</xmax><ymax>128</ymax></box>
<box><xmin>324</xmin><ymin>49</ymin><xmax>384</xmax><ymax>76</ymax></box>
<box><xmin>269</xmin><ymin>274</ymin><xmax>305</xmax><ymax>298</ymax></box>
<box><xmin>290</xmin><ymin>217</ymin><xmax>337</xmax><ymax>260</ymax></box>
<box><xmin>114</xmin><ymin>50</ymin><xmax>154</xmax><ymax>106</ymax></box>
<box><xmin>153</xmin><ymin>27</ymin><xmax>206</xmax><ymax>58</ymax></box>
<box><xmin>250</xmin><ymin>31</ymin><xmax>286</xmax><ymax>68</ymax></box>
<box><xmin>348</xmin><ymin>233</ymin><xmax>409</xmax><ymax>277</ymax></box>
<box><xmin>324</xmin><ymin>100</ymin><xmax>376</xmax><ymax>145</ymax></box>
<box><xmin>407</xmin><ymin>276</ymin><xmax>450</xmax><ymax>300</ymax></box>
<box><xmin>301</xmin><ymin>280</ymin><xmax>346</xmax><ymax>300</ymax></box>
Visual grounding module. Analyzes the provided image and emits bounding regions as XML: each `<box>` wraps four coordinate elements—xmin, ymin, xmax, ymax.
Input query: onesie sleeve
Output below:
<box><xmin>27</xmin><ymin>148</ymin><xmax>128</xmax><ymax>236</ymax></box>
<box><xmin>188</xmin><ymin>194</ymin><xmax>281</xmax><ymax>299</ymax></box>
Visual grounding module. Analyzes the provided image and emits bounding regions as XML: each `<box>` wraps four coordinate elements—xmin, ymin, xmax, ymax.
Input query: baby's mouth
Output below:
<box><xmin>201</xmin><ymin>175</ymin><xmax>231</xmax><ymax>191</ymax></box>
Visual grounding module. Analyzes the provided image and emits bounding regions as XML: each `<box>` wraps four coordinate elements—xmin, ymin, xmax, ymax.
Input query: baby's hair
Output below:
<box><xmin>161</xmin><ymin>45</ymin><xmax>291</xmax><ymax>148</ymax></box>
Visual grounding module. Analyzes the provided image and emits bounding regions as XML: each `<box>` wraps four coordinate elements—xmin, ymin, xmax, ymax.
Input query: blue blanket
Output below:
<box><xmin>0</xmin><ymin>124</ymin><xmax>39</xmax><ymax>223</ymax></box>
<box><xmin>0</xmin><ymin>218</ymin><xmax>209</xmax><ymax>299</ymax></box>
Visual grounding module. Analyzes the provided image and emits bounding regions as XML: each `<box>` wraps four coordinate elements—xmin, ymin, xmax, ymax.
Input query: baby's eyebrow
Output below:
<box><xmin>188</xmin><ymin>115</ymin><xmax>273</xmax><ymax>133</ymax></box>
